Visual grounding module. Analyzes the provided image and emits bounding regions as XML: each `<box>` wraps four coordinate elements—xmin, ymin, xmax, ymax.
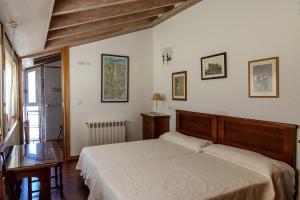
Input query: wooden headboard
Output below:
<box><xmin>218</xmin><ymin>115</ymin><xmax>298</xmax><ymax>168</ymax></box>
<box><xmin>176</xmin><ymin>110</ymin><xmax>217</xmax><ymax>143</ymax></box>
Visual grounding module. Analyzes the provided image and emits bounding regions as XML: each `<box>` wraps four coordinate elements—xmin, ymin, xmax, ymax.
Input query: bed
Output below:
<box><xmin>76</xmin><ymin>110</ymin><xmax>297</xmax><ymax>200</ymax></box>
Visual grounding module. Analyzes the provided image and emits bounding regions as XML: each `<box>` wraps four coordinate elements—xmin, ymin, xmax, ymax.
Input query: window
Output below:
<box><xmin>0</xmin><ymin>24</ymin><xmax>20</xmax><ymax>140</ymax></box>
<box><xmin>3</xmin><ymin>36</ymin><xmax>18</xmax><ymax>134</ymax></box>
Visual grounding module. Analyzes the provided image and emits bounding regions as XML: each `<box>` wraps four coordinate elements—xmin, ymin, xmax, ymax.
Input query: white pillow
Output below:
<box><xmin>159</xmin><ymin>131</ymin><xmax>210</xmax><ymax>152</ymax></box>
<box><xmin>202</xmin><ymin>144</ymin><xmax>295</xmax><ymax>199</ymax></box>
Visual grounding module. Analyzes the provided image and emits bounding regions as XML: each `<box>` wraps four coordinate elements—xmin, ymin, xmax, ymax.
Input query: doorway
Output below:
<box><xmin>23</xmin><ymin>53</ymin><xmax>62</xmax><ymax>145</ymax></box>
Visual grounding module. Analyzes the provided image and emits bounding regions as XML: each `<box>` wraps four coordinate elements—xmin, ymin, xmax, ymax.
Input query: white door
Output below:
<box><xmin>24</xmin><ymin>67</ymin><xmax>42</xmax><ymax>141</ymax></box>
<box><xmin>44</xmin><ymin>66</ymin><xmax>62</xmax><ymax>140</ymax></box>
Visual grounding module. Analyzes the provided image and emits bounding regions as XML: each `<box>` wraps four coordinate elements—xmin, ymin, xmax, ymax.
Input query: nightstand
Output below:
<box><xmin>141</xmin><ymin>113</ymin><xmax>170</xmax><ymax>140</ymax></box>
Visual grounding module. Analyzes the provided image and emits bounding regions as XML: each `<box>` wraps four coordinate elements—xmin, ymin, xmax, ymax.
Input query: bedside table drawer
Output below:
<box><xmin>143</xmin><ymin>127</ymin><xmax>153</xmax><ymax>138</ymax></box>
<box><xmin>143</xmin><ymin>117</ymin><xmax>154</xmax><ymax>128</ymax></box>
<box><xmin>141</xmin><ymin>113</ymin><xmax>170</xmax><ymax>140</ymax></box>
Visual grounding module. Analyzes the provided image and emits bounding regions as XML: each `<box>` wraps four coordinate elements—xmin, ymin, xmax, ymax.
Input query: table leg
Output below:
<box><xmin>28</xmin><ymin>177</ymin><xmax>32</xmax><ymax>199</ymax></box>
<box><xmin>59</xmin><ymin>164</ymin><xmax>63</xmax><ymax>196</ymax></box>
<box><xmin>55</xmin><ymin>166</ymin><xmax>58</xmax><ymax>188</ymax></box>
<box><xmin>39</xmin><ymin>168</ymin><xmax>51</xmax><ymax>200</ymax></box>
<box><xmin>6</xmin><ymin>172</ymin><xmax>18</xmax><ymax>200</ymax></box>
<box><xmin>16</xmin><ymin>180</ymin><xmax>22</xmax><ymax>198</ymax></box>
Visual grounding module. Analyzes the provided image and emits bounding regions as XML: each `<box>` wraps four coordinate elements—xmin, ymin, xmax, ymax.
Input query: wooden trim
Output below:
<box><xmin>248</xmin><ymin>56</ymin><xmax>279</xmax><ymax>98</ymax></box>
<box><xmin>17</xmin><ymin>58</ymin><xmax>23</xmax><ymax>144</ymax></box>
<box><xmin>61</xmin><ymin>47</ymin><xmax>71</xmax><ymax>162</ymax></box>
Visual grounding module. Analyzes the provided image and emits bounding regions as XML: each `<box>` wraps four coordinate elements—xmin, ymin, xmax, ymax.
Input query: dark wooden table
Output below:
<box><xmin>5</xmin><ymin>141</ymin><xmax>64</xmax><ymax>200</ymax></box>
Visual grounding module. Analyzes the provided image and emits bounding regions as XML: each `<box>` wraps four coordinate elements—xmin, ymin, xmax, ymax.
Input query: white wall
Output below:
<box><xmin>153</xmin><ymin>0</ymin><xmax>300</xmax><ymax>166</ymax></box>
<box><xmin>70</xmin><ymin>29</ymin><xmax>153</xmax><ymax>156</ymax></box>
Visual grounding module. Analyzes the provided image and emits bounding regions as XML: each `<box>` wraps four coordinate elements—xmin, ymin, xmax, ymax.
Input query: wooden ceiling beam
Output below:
<box><xmin>53</xmin><ymin>0</ymin><xmax>138</xmax><ymax>16</ymax></box>
<box><xmin>45</xmin><ymin>23</ymin><xmax>154</xmax><ymax>51</ymax></box>
<box><xmin>49</xmin><ymin>0</ymin><xmax>186</xmax><ymax>30</ymax></box>
<box><xmin>151</xmin><ymin>0</ymin><xmax>202</xmax><ymax>27</ymax></box>
<box><xmin>21</xmin><ymin>49</ymin><xmax>61</xmax><ymax>59</ymax></box>
<box><xmin>47</xmin><ymin>6</ymin><xmax>174</xmax><ymax>41</ymax></box>
<box><xmin>46</xmin><ymin>17</ymin><xmax>156</xmax><ymax>49</ymax></box>
<box><xmin>33</xmin><ymin>53</ymin><xmax>61</xmax><ymax>65</ymax></box>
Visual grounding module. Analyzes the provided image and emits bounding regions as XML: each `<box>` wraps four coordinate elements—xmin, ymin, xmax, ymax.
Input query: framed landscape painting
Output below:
<box><xmin>248</xmin><ymin>57</ymin><xmax>279</xmax><ymax>98</ymax></box>
<box><xmin>201</xmin><ymin>52</ymin><xmax>227</xmax><ymax>80</ymax></box>
<box><xmin>172</xmin><ymin>71</ymin><xmax>187</xmax><ymax>101</ymax></box>
<box><xmin>101</xmin><ymin>54</ymin><xmax>129</xmax><ymax>102</ymax></box>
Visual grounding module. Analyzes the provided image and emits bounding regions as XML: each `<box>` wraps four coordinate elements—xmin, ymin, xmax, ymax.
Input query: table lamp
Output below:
<box><xmin>151</xmin><ymin>93</ymin><xmax>163</xmax><ymax>114</ymax></box>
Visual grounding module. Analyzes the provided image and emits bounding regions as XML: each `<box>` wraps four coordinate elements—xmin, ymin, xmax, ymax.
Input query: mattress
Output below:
<box><xmin>76</xmin><ymin>139</ymin><xmax>293</xmax><ymax>200</ymax></box>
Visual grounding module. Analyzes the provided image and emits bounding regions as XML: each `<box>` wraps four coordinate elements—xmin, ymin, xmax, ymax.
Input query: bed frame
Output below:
<box><xmin>218</xmin><ymin>115</ymin><xmax>298</xmax><ymax>168</ymax></box>
<box><xmin>176</xmin><ymin>110</ymin><xmax>298</xmax><ymax>168</ymax></box>
<box><xmin>176</xmin><ymin>110</ymin><xmax>218</xmax><ymax>143</ymax></box>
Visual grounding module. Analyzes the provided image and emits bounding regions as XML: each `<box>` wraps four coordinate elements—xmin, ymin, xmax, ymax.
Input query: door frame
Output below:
<box><xmin>61</xmin><ymin>47</ymin><xmax>75</xmax><ymax>161</ymax></box>
<box><xmin>21</xmin><ymin>47</ymin><xmax>73</xmax><ymax>161</ymax></box>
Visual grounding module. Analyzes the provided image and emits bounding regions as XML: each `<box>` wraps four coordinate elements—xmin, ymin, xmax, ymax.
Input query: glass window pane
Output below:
<box><xmin>28</xmin><ymin>71</ymin><xmax>36</xmax><ymax>103</ymax></box>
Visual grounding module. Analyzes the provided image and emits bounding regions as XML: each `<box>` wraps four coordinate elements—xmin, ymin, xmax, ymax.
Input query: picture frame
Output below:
<box><xmin>201</xmin><ymin>52</ymin><xmax>227</xmax><ymax>80</ymax></box>
<box><xmin>248</xmin><ymin>57</ymin><xmax>279</xmax><ymax>98</ymax></box>
<box><xmin>172</xmin><ymin>71</ymin><xmax>187</xmax><ymax>101</ymax></box>
<box><xmin>101</xmin><ymin>54</ymin><xmax>129</xmax><ymax>102</ymax></box>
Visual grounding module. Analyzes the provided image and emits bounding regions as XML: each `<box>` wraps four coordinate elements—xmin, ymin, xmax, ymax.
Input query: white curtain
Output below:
<box><xmin>4</xmin><ymin>44</ymin><xmax>18</xmax><ymax>129</ymax></box>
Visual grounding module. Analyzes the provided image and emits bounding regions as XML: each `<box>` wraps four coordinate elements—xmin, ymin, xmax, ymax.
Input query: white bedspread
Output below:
<box><xmin>76</xmin><ymin>140</ymin><xmax>293</xmax><ymax>200</ymax></box>
<box><xmin>76</xmin><ymin>139</ymin><xmax>195</xmax><ymax>189</ymax></box>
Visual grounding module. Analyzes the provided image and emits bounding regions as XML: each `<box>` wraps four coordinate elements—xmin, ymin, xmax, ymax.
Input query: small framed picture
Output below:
<box><xmin>248</xmin><ymin>57</ymin><xmax>279</xmax><ymax>98</ymax></box>
<box><xmin>172</xmin><ymin>71</ymin><xmax>187</xmax><ymax>101</ymax></box>
<box><xmin>201</xmin><ymin>52</ymin><xmax>227</xmax><ymax>80</ymax></box>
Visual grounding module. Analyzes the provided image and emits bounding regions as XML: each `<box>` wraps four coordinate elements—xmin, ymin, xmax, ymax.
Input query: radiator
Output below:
<box><xmin>86</xmin><ymin>121</ymin><xmax>126</xmax><ymax>146</ymax></box>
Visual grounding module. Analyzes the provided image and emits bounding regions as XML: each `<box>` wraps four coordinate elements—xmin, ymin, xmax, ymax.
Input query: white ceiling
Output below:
<box><xmin>0</xmin><ymin>0</ymin><xmax>54</xmax><ymax>57</ymax></box>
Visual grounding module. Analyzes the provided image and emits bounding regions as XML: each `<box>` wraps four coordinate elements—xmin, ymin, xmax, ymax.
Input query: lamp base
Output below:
<box><xmin>149</xmin><ymin>112</ymin><xmax>160</xmax><ymax>116</ymax></box>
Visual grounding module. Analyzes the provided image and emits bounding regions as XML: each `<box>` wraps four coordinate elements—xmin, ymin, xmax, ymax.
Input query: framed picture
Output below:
<box><xmin>172</xmin><ymin>71</ymin><xmax>187</xmax><ymax>101</ymax></box>
<box><xmin>101</xmin><ymin>54</ymin><xmax>129</xmax><ymax>102</ymax></box>
<box><xmin>248</xmin><ymin>57</ymin><xmax>279</xmax><ymax>98</ymax></box>
<box><xmin>201</xmin><ymin>52</ymin><xmax>227</xmax><ymax>80</ymax></box>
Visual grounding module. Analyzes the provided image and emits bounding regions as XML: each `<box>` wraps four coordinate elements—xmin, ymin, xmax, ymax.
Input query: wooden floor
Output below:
<box><xmin>20</xmin><ymin>161</ymin><xmax>89</xmax><ymax>200</ymax></box>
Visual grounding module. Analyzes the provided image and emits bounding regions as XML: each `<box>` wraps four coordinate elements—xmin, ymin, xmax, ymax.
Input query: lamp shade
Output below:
<box><xmin>151</xmin><ymin>93</ymin><xmax>163</xmax><ymax>101</ymax></box>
